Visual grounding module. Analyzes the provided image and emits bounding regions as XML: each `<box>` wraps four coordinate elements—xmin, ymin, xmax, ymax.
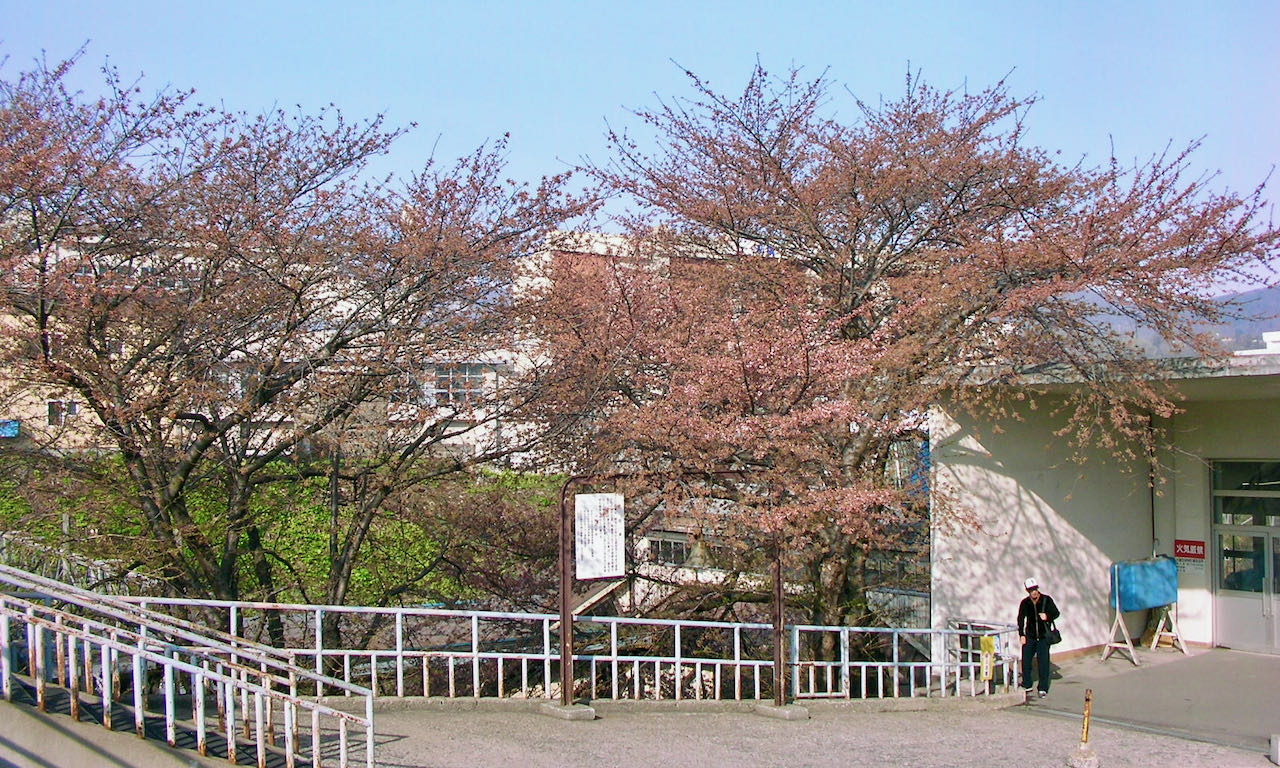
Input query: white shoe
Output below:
<box><xmin>1038</xmin><ymin>690</ymin><xmax>1047</xmax><ymax>699</ymax></box>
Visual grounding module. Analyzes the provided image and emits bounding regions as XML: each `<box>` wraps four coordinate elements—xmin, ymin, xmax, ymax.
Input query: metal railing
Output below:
<box><xmin>789</xmin><ymin>623</ymin><xmax>1019</xmax><ymax>699</ymax></box>
<box><xmin>0</xmin><ymin>564</ymin><xmax>375</xmax><ymax>767</ymax></box>
<box><xmin>0</xmin><ymin>537</ymin><xmax>1019</xmax><ymax>705</ymax></box>
<box><xmin>120</xmin><ymin>595</ymin><xmax>1019</xmax><ymax>703</ymax></box>
<box><xmin>0</xmin><ymin>532</ymin><xmax>157</xmax><ymax>596</ymax></box>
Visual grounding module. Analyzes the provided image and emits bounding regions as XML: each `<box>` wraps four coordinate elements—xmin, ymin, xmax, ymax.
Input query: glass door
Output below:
<box><xmin>1216</xmin><ymin>532</ymin><xmax>1272</xmax><ymax>650</ymax></box>
<box><xmin>1211</xmin><ymin>462</ymin><xmax>1280</xmax><ymax>653</ymax></box>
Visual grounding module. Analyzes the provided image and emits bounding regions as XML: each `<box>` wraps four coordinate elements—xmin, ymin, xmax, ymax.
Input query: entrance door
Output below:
<box><xmin>1212</xmin><ymin>461</ymin><xmax>1280</xmax><ymax>653</ymax></box>
<box><xmin>1215</xmin><ymin>531</ymin><xmax>1276</xmax><ymax>650</ymax></box>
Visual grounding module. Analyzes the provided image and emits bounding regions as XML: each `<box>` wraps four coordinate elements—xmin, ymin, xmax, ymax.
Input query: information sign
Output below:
<box><xmin>574</xmin><ymin>493</ymin><xmax>625</xmax><ymax>580</ymax></box>
<box><xmin>1173</xmin><ymin>539</ymin><xmax>1206</xmax><ymax>575</ymax></box>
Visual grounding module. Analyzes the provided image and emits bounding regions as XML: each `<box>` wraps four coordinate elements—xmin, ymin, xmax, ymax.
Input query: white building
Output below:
<box><xmin>931</xmin><ymin>349</ymin><xmax>1280</xmax><ymax>657</ymax></box>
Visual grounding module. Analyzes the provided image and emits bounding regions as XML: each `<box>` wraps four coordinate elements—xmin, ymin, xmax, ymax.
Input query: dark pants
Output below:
<box><xmin>1021</xmin><ymin>637</ymin><xmax>1052</xmax><ymax>692</ymax></box>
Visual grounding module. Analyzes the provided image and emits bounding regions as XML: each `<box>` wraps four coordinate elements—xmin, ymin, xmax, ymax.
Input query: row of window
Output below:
<box><xmin>391</xmin><ymin>363</ymin><xmax>493</xmax><ymax>407</ymax></box>
<box><xmin>643</xmin><ymin>530</ymin><xmax>928</xmax><ymax>586</ymax></box>
<box><xmin>35</xmin><ymin>363</ymin><xmax>493</xmax><ymax>432</ymax></box>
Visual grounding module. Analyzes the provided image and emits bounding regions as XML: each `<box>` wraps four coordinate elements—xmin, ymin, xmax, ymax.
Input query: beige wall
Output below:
<box><xmin>930</xmin><ymin>399</ymin><xmax>1156</xmax><ymax>656</ymax></box>
<box><xmin>931</xmin><ymin>385</ymin><xmax>1280</xmax><ymax>658</ymax></box>
<box><xmin>0</xmin><ymin>384</ymin><xmax>105</xmax><ymax>453</ymax></box>
<box><xmin>1164</xmin><ymin>398</ymin><xmax>1280</xmax><ymax>646</ymax></box>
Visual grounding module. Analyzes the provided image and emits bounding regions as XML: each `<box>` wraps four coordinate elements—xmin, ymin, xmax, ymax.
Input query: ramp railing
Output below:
<box><xmin>0</xmin><ymin>564</ymin><xmax>375</xmax><ymax>767</ymax></box>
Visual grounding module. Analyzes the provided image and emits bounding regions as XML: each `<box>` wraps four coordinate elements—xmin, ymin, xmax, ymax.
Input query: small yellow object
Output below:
<box><xmin>979</xmin><ymin>635</ymin><xmax>996</xmax><ymax>681</ymax></box>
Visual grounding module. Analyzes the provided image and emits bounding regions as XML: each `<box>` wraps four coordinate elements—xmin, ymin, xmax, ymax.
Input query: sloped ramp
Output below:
<box><xmin>1</xmin><ymin>693</ymin><xmax>223</xmax><ymax>768</ymax></box>
<box><xmin>1</xmin><ymin>676</ymin><xmax>299</xmax><ymax>767</ymax></box>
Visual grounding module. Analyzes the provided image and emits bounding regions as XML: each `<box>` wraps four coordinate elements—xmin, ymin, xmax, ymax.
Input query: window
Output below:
<box><xmin>390</xmin><ymin>372</ymin><xmax>431</xmax><ymax>405</ymax></box>
<box><xmin>1213</xmin><ymin>461</ymin><xmax>1280</xmax><ymax>527</ymax></box>
<box><xmin>1211</xmin><ymin>461</ymin><xmax>1280</xmax><ymax>595</ymax></box>
<box><xmin>47</xmin><ymin>400</ymin><xmax>79</xmax><ymax>426</ymax></box>
<box><xmin>433</xmin><ymin>363</ymin><xmax>491</xmax><ymax>407</ymax></box>
<box><xmin>647</xmin><ymin>533</ymin><xmax>691</xmax><ymax>566</ymax></box>
<box><xmin>644</xmin><ymin>531</ymin><xmax>722</xmax><ymax>567</ymax></box>
<box><xmin>1219</xmin><ymin>534</ymin><xmax>1265</xmax><ymax>592</ymax></box>
<box><xmin>886</xmin><ymin>435</ymin><xmax>930</xmax><ymax>495</ymax></box>
<box><xmin>1213</xmin><ymin>461</ymin><xmax>1280</xmax><ymax>493</ymax></box>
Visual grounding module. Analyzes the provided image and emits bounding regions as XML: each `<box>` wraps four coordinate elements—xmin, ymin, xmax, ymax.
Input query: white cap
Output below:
<box><xmin>1024</xmin><ymin>577</ymin><xmax>1039</xmax><ymax>591</ymax></box>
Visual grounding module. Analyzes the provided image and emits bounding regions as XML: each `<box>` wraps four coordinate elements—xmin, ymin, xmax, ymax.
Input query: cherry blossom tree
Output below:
<box><xmin>539</xmin><ymin>66</ymin><xmax>1278</xmax><ymax>641</ymax></box>
<box><xmin>0</xmin><ymin>53</ymin><xmax>589</xmax><ymax>612</ymax></box>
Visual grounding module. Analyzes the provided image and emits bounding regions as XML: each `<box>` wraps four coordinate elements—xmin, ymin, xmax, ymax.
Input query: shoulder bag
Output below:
<box><xmin>1045</xmin><ymin>601</ymin><xmax>1062</xmax><ymax>644</ymax></box>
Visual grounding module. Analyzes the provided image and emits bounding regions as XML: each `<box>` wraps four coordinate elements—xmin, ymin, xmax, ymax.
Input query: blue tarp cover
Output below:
<box><xmin>1109</xmin><ymin>555</ymin><xmax>1178</xmax><ymax>611</ymax></box>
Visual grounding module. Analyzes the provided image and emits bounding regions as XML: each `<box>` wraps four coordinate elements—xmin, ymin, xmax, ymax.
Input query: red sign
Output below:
<box><xmin>1174</xmin><ymin>539</ymin><xmax>1206</xmax><ymax>559</ymax></box>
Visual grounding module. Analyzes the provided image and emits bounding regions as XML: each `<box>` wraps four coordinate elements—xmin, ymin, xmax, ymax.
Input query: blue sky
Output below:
<box><xmin>2</xmin><ymin>1</ymin><xmax>1278</xmax><ymax>208</ymax></box>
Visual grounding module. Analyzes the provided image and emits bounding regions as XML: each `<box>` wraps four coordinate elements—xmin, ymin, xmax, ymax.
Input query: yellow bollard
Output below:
<box><xmin>1081</xmin><ymin>689</ymin><xmax>1092</xmax><ymax>744</ymax></box>
<box><xmin>1066</xmin><ymin>688</ymin><xmax>1100</xmax><ymax>768</ymax></box>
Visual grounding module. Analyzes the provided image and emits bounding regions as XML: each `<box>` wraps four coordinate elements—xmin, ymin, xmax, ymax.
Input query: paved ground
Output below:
<box><xmin>1040</xmin><ymin>645</ymin><xmax>1280</xmax><ymax>753</ymax></box>
<box><xmin>2</xmin><ymin>645</ymin><xmax>1276</xmax><ymax>767</ymax></box>
<box><xmin>370</xmin><ymin>703</ymin><xmax>1270</xmax><ymax>768</ymax></box>
<box><xmin>0</xmin><ymin>699</ymin><xmax>220</xmax><ymax>768</ymax></box>
<box><xmin>366</xmin><ymin>646</ymin><xmax>1280</xmax><ymax>768</ymax></box>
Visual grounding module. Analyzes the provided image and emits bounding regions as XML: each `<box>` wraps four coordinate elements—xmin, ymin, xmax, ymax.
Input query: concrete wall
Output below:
<box><xmin>1163</xmin><ymin>398</ymin><xmax>1280</xmax><ymax>646</ymax></box>
<box><xmin>929</xmin><ymin>399</ymin><xmax>1155</xmax><ymax>655</ymax></box>
<box><xmin>931</xmin><ymin>388</ymin><xmax>1280</xmax><ymax>657</ymax></box>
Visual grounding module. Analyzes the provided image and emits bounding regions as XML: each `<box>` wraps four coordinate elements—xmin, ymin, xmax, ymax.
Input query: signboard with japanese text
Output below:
<box><xmin>575</xmin><ymin>493</ymin><xmax>625</xmax><ymax>580</ymax></box>
<box><xmin>1174</xmin><ymin>539</ymin><xmax>1206</xmax><ymax>575</ymax></box>
<box><xmin>1174</xmin><ymin>539</ymin><xmax>1206</xmax><ymax>559</ymax></box>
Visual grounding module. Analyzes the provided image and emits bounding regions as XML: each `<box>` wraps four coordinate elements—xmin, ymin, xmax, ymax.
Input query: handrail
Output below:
<box><xmin>0</xmin><ymin>565</ymin><xmax>376</xmax><ymax>767</ymax></box>
<box><xmin>0</xmin><ymin>563</ymin><xmax>370</xmax><ymax>698</ymax></box>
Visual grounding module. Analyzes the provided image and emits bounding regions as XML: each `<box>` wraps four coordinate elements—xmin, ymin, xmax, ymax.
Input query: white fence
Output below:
<box><xmin>116</xmin><ymin>596</ymin><xmax>1020</xmax><ymax>703</ymax></box>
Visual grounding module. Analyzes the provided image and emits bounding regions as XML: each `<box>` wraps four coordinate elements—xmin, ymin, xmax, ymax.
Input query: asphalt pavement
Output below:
<box><xmin>1034</xmin><ymin>645</ymin><xmax>1279</xmax><ymax>753</ymax></box>
<box><xmin>365</xmin><ymin>646</ymin><xmax>1279</xmax><ymax>768</ymax></box>
<box><xmin>2</xmin><ymin>645</ymin><xmax>1275</xmax><ymax>767</ymax></box>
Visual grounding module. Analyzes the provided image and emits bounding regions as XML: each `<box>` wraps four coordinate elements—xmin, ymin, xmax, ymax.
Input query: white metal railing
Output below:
<box><xmin>0</xmin><ymin>564</ymin><xmax>375</xmax><ymax>767</ymax></box>
<box><xmin>120</xmin><ymin>595</ymin><xmax>1019</xmax><ymax>703</ymax></box>
<box><xmin>0</xmin><ymin>532</ymin><xmax>157</xmax><ymax>595</ymax></box>
<box><xmin>948</xmin><ymin>617</ymin><xmax>1021</xmax><ymax>681</ymax></box>
<box><xmin>788</xmin><ymin>623</ymin><xmax>1020</xmax><ymax>699</ymax></box>
<box><xmin>0</xmin><ymin>537</ymin><xmax>1018</xmax><ymax>704</ymax></box>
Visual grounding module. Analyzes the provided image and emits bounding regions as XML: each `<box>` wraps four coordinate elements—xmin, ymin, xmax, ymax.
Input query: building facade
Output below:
<box><xmin>930</xmin><ymin>349</ymin><xmax>1280</xmax><ymax>658</ymax></box>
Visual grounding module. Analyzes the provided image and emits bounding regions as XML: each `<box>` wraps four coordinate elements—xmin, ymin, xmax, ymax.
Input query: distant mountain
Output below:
<box><xmin>1213</xmin><ymin>284</ymin><xmax>1280</xmax><ymax>351</ymax></box>
<box><xmin>1092</xmin><ymin>284</ymin><xmax>1280</xmax><ymax>357</ymax></box>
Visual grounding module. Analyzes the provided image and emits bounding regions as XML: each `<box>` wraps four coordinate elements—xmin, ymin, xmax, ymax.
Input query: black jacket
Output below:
<box><xmin>1018</xmin><ymin>594</ymin><xmax>1060</xmax><ymax>641</ymax></box>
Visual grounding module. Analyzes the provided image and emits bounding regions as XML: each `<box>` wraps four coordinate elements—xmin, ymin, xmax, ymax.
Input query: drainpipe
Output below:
<box><xmin>1147</xmin><ymin>413</ymin><xmax>1158</xmax><ymax>558</ymax></box>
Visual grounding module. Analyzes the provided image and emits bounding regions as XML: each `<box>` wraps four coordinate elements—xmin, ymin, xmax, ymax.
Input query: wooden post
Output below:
<box><xmin>558</xmin><ymin>479</ymin><xmax>575</xmax><ymax>707</ymax></box>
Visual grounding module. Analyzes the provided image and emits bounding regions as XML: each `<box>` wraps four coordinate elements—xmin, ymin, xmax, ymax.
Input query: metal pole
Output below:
<box><xmin>558</xmin><ymin>480</ymin><xmax>575</xmax><ymax>707</ymax></box>
<box><xmin>1081</xmin><ymin>688</ymin><xmax>1093</xmax><ymax>744</ymax></box>
<box><xmin>772</xmin><ymin>548</ymin><xmax>785</xmax><ymax>707</ymax></box>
